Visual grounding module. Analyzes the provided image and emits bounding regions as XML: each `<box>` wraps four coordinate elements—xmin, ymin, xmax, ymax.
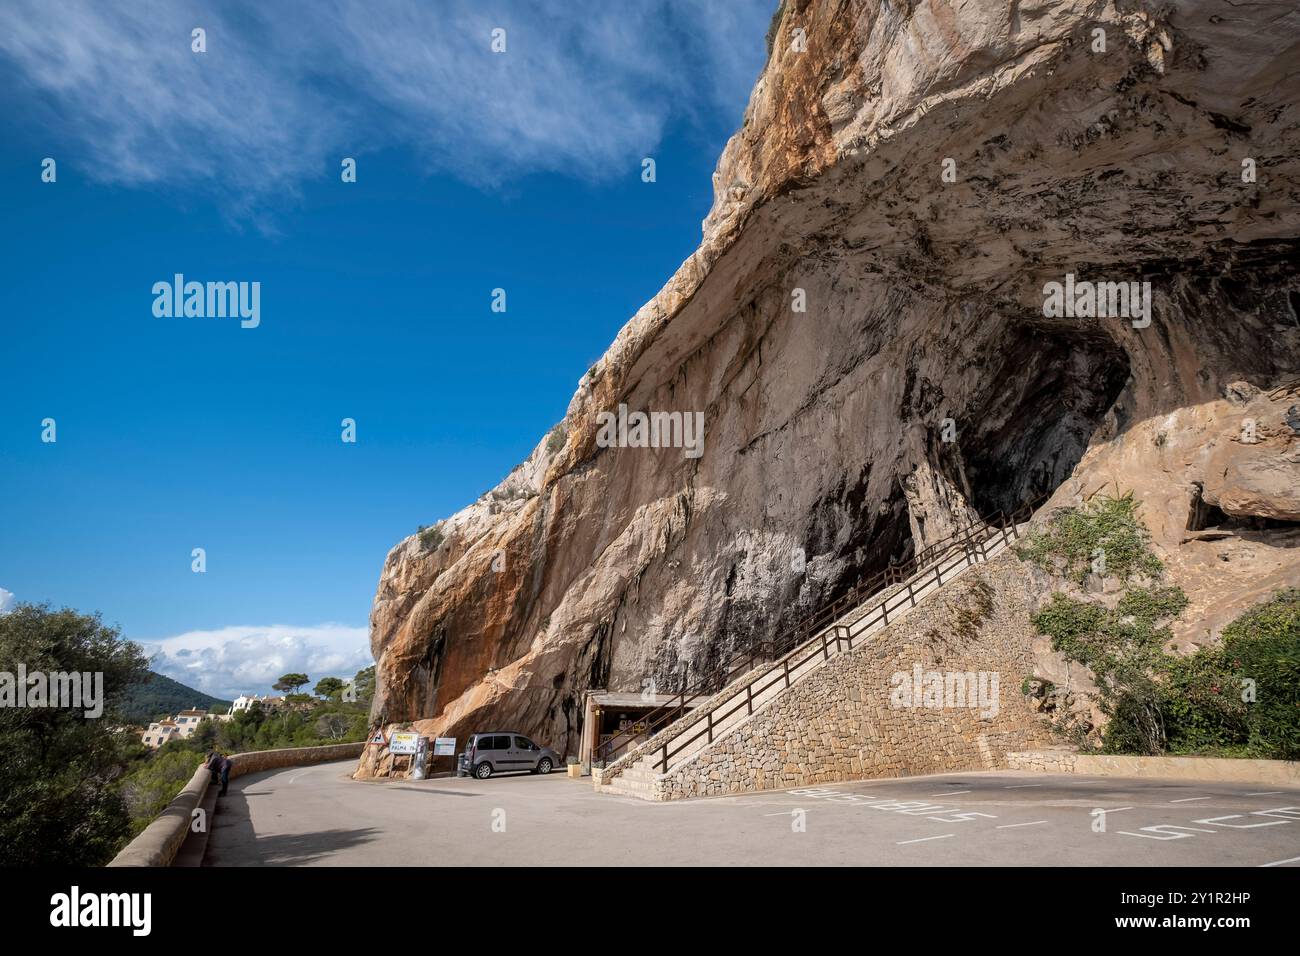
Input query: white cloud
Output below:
<box><xmin>140</xmin><ymin>623</ymin><xmax>371</xmax><ymax>700</ymax></box>
<box><xmin>0</xmin><ymin>588</ymin><xmax>14</xmax><ymax>614</ymax></box>
<box><xmin>0</xmin><ymin>0</ymin><xmax>774</xmax><ymax>221</ymax></box>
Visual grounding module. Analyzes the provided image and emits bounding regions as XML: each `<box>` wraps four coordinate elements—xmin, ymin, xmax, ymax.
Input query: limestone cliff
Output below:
<box><xmin>355</xmin><ymin>0</ymin><xmax>1300</xmax><ymax>776</ymax></box>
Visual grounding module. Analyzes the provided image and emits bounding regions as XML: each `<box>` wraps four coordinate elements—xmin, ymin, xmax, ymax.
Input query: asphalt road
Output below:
<box><xmin>203</xmin><ymin>760</ymin><xmax>1300</xmax><ymax>867</ymax></box>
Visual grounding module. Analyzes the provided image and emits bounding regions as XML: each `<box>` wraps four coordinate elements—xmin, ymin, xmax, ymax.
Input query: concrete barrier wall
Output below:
<box><xmin>108</xmin><ymin>742</ymin><xmax>365</xmax><ymax>867</ymax></box>
<box><xmin>109</xmin><ymin>762</ymin><xmax>212</xmax><ymax>868</ymax></box>
<box><xmin>1006</xmin><ymin>750</ymin><xmax>1300</xmax><ymax>786</ymax></box>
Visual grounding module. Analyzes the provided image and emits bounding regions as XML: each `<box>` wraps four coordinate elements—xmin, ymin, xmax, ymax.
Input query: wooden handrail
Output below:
<box><xmin>595</xmin><ymin>493</ymin><xmax>1049</xmax><ymax>765</ymax></box>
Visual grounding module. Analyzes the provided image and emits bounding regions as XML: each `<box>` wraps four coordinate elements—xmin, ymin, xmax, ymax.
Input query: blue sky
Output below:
<box><xmin>0</xmin><ymin>0</ymin><xmax>774</xmax><ymax>699</ymax></box>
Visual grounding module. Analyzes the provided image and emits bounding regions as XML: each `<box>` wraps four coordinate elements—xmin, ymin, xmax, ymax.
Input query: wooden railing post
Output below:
<box><xmin>784</xmin><ymin>659</ymin><xmax>791</xmax><ymax>688</ymax></box>
<box><xmin>746</xmin><ymin>683</ymin><xmax>753</xmax><ymax>715</ymax></box>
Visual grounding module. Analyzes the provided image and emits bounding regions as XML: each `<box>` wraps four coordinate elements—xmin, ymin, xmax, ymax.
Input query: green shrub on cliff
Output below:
<box><xmin>1163</xmin><ymin>589</ymin><xmax>1300</xmax><ymax>759</ymax></box>
<box><xmin>1033</xmin><ymin>587</ymin><xmax>1188</xmax><ymax>754</ymax></box>
<box><xmin>1016</xmin><ymin>492</ymin><xmax>1163</xmax><ymax>585</ymax></box>
<box><xmin>1033</xmin><ymin>588</ymin><xmax>1300</xmax><ymax>758</ymax></box>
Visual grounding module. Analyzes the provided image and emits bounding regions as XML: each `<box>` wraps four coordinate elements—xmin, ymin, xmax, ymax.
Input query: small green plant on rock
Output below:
<box><xmin>1016</xmin><ymin>492</ymin><xmax>1163</xmax><ymax>586</ymax></box>
<box><xmin>417</xmin><ymin>524</ymin><xmax>444</xmax><ymax>551</ymax></box>
<box><xmin>545</xmin><ymin>420</ymin><xmax>567</xmax><ymax>455</ymax></box>
<box><xmin>1032</xmin><ymin>586</ymin><xmax>1188</xmax><ymax>755</ymax></box>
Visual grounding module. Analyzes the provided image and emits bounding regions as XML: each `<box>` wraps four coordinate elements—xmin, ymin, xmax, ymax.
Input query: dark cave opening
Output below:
<box><xmin>1187</xmin><ymin>483</ymin><xmax>1300</xmax><ymax>534</ymax></box>
<box><xmin>960</xmin><ymin>321</ymin><xmax>1131</xmax><ymax>516</ymax></box>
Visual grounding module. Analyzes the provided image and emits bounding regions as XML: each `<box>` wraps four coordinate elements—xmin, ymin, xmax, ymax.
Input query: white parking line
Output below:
<box><xmin>996</xmin><ymin>820</ymin><xmax>1048</xmax><ymax>829</ymax></box>
<box><xmin>1004</xmin><ymin>784</ymin><xmax>1041</xmax><ymax>789</ymax></box>
<box><xmin>897</xmin><ymin>834</ymin><xmax>954</xmax><ymax>845</ymax></box>
<box><xmin>1248</xmin><ymin>791</ymin><xmax>1283</xmax><ymax>796</ymax></box>
<box><xmin>1260</xmin><ymin>856</ymin><xmax>1300</xmax><ymax>868</ymax></box>
<box><xmin>930</xmin><ymin>790</ymin><xmax>970</xmax><ymax>796</ymax></box>
<box><xmin>1170</xmin><ymin>797</ymin><xmax>1211</xmax><ymax>803</ymax></box>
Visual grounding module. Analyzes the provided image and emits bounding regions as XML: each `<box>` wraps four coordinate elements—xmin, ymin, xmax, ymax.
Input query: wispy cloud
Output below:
<box><xmin>141</xmin><ymin>623</ymin><xmax>371</xmax><ymax>700</ymax></box>
<box><xmin>0</xmin><ymin>0</ymin><xmax>773</xmax><ymax>220</ymax></box>
<box><xmin>0</xmin><ymin>588</ymin><xmax>14</xmax><ymax>614</ymax></box>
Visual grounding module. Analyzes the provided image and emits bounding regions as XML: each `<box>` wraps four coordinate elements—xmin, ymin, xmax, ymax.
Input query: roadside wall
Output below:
<box><xmin>108</xmin><ymin>742</ymin><xmax>365</xmax><ymax>867</ymax></box>
<box><xmin>1007</xmin><ymin>751</ymin><xmax>1300</xmax><ymax>786</ymax></box>
<box><xmin>654</xmin><ymin>552</ymin><xmax>1059</xmax><ymax>799</ymax></box>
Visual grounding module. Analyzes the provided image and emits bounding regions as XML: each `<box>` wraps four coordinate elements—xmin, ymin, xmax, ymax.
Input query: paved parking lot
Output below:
<box><xmin>204</xmin><ymin>760</ymin><xmax>1300</xmax><ymax>866</ymax></box>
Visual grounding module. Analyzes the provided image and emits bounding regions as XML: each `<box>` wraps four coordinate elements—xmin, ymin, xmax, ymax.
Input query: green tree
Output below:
<box><xmin>118</xmin><ymin>750</ymin><xmax>203</xmax><ymax>834</ymax></box>
<box><xmin>272</xmin><ymin>672</ymin><xmax>309</xmax><ymax>695</ymax></box>
<box><xmin>314</xmin><ymin>677</ymin><xmax>345</xmax><ymax>700</ymax></box>
<box><xmin>351</xmin><ymin>665</ymin><xmax>375</xmax><ymax>704</ymax></box>
<box><xmin>0</xmin><ymin>603</ymin><xmax>151</xmax><ymax>866</ymax></box>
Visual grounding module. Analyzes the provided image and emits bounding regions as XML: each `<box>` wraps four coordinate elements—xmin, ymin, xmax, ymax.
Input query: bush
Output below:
<box><xmin>1164</xmin><ymin>588</ymin><xmax>1300</xmax><ymax>759</ymax></box>
<box><xmin>118</xmin><ymin>750</ymin><xmax>204</xmax><ymax>835</ymax></box>
<box><xmin>545</xmin><ymin>420</ymin><xmax>566</xmax><ymax>455</ymax></box>
<box><xmin>1032</xmin><ymin>587</ymin><xmax>1188</xmax><ymax>754</ymax></box>
<box><xmin>1033</xmin><ymin>587</ymin><xmax>1300</xmax><ymax>758</ymax></box>
<box><xmin>1016</xmin><ymin>492</ymin><xmax>1163</xmax><ymax>585</ymax></box>
<box><xmin>417</xmin><ymin>524</ymin><xmax>444</xmax><ymax>551</ymax></box>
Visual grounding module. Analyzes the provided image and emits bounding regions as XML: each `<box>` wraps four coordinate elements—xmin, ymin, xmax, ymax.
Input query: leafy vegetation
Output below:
<box><xmin>272</xmin><ymin>672</ymin><xmax>308</xmax><ymax>695</ymax></box>
<box><xmin>764</xmin><ymin>0</ymin><xmax>788</xmax><ymax>59</ymax></box>
<box><xmin>545</xmin><ymin>420</ymin><xmax>567</xmax><ymax>455</ymax></box>
<box><xmin>118</xmin><ymin>749</ymin><xmax>204</xmax><ymax>836</ymax></box>
<box><xmin>1032</xmin><ymin>587</ymin><xmax>1189</xmax><ymax>754</ymax></box>
<box><xmin>1162</xmin><ymin>589</ymin><xmax>1300</xmax><ymax>759</ymax></box>
<box><xmin>1022</xmin><ymin>492</ymin><xmax>1299</xmax><ymax>758</ymax></box>
<box><xmin>417</xmin><ymin>523</ymin><xmax>444</xmax><ymax>551</ymax></box>
<box><xmin>1</xmin><ymin>601</ymin><xmax>377</xmax><ymax>862</ymax></box>
<box><xmin>119</xmin><ymin>663</ymin><xmax>374</xmax><ymax>835</ymax></box>
<box><xmin>0</xmin><ymin>603</ymin><xmax>151</xmax><ymax>866</ymax></box>
<box><xmin>1016</xmin><ymin>492</ymin><xmax>1163</xmax><ymax>585</ymax></box>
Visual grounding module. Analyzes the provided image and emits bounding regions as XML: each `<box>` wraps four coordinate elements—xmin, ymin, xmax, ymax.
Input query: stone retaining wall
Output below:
<box><xmin>108</xmin><ymin>742</ymin><xmax>365</xmax><ymax>867</ymax></box>
<box><xmin>1006</xmin><ymin>751</ymin><xmax>1300</xmax><ymax>786</ymax></box>
<box><xmin>651</xmin><ymin>552</ymin><xmax>1059</xmax><ymax>799</ymax></box>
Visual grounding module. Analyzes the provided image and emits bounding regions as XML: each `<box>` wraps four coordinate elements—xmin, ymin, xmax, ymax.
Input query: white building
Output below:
<box><xmin>140</xmin><ymin>706</ymin><xmax>226</xmax><ymax>748</ymax></box>
<box><xmin>231</xmin><ymin>693</ymin><xmax>286</xmax><ymax>713</ymax></box>
<box><xmin>141</xmin><ymin>719</ymin><xmax>180</xmax><ymax>749</ymax></box>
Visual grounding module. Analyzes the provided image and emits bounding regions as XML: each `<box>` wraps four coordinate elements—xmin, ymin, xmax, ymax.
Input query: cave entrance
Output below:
<box><xmin>1187</xmin><ymin>482</ymin><xmax>1300</xmax><ymax>534</ymax></box>
<box><xmin>959</xmin><ymin>320</ymin><xmax>1130</xmax><ymax>516</ymax></box>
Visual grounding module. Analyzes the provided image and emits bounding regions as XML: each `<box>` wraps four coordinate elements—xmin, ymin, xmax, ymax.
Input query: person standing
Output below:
<box><xmin>205</xmin><ymin>751</ymin><xmax>222</xmax><ymax>786</ymax></box>
<box><xmin>218</xmin><ymin>753</ymin><xmax>233</xmax><ymax>796</ymax></box>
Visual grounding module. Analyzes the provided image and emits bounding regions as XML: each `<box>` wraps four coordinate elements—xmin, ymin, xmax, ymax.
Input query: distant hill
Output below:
<box><xmin>119</xmin><ymin>672</ymin><xmax>231</xmax><ymax>725</ymax></box>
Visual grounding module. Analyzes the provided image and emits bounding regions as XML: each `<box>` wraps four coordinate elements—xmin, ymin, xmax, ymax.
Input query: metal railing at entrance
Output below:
<box><xmin>594</xmin><ymin>493</ymin><xmax>1048</xmax><ymax>771</ymax></box>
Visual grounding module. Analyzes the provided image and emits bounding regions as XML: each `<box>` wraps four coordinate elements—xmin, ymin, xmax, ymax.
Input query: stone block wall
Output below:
<box><xmin>654</xmin><ymin>551</ymin><xmax>1059</xmax><ymax>799</ymax></box>
<box><xmin>1006</xmin><ymin>750</ymin><xmax>1300</xmax><ymax>786</ymax></box>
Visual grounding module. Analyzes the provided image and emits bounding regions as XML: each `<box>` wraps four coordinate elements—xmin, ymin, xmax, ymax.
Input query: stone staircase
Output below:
<box><xmin>598</xmin><ymin>507</ymin><xmax>1037</xmax><ymax>800</ymax></box>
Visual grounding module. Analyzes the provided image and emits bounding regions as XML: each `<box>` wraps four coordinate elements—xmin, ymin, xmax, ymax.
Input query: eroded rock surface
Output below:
<box><xmin>356</xmin><ymin>0</ymin><xmax>1300</xmax><ymax>776</ymax></box>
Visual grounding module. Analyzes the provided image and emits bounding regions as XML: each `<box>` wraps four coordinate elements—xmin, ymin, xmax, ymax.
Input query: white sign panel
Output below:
<box><xmin>389</xmin><ymin>731</ymin><xmax>421</xmax><ymax>755</ymax></box>
<box><xmin>433</xmin><ymin>737</ymin><xmax>456</xmax><ymax>756</ymax></box>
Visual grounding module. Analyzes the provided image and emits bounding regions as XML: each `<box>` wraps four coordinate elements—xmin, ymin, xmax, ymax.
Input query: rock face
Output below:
<box><xmin>355</xmin><ymin>0</ymin><xmax>1300</xmax><ymax>776</ymax></box>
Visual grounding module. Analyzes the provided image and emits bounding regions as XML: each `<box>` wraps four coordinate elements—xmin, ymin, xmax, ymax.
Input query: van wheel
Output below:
<box><xmin>474</xmin><ymin>762</ymin><xmax>493</xmax><ymax>779</ymax></box>
<box><xmin>536</xmin><ymin>758</ymin><xmax>553</xmax><ymax>775</ymax></box>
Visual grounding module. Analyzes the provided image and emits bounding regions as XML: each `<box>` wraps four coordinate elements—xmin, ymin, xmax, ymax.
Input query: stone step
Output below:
<box><xmin>597</xmin><ymin>525</ymin><xmax>1025</xmax><ymax>793</ymax></box>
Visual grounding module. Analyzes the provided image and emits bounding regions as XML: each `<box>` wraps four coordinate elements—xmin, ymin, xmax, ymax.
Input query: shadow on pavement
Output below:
<box><xmin>205</xmin><ymin>788</ymin><xmax>380</xmax><ymax>866</ymax></box>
